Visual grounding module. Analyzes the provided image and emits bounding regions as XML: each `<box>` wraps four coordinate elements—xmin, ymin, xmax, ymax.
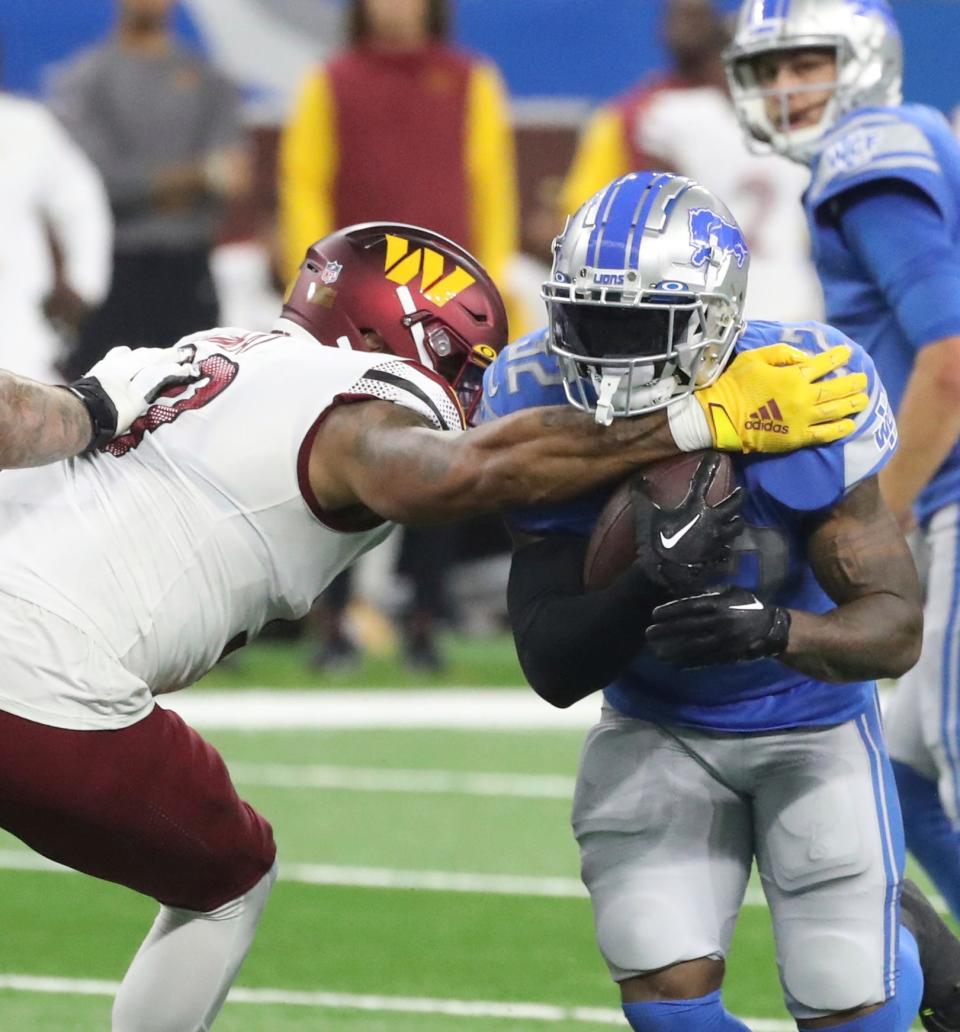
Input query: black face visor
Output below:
<box><xmin>552</xmin><ymin>302</ymin><xmax>695</xmax><ymax>361</ymax></box>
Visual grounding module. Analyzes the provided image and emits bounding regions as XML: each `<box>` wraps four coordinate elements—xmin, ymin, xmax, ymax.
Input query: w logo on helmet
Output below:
<box><xmin>383</xmin><ymin>234</ymin><xmax>476</xmax><ymax>308</ymax></box>
<box><xmin>688</xmin><ymin>209</ymin><xmax>749</xmax><ymax>270</ymax></box>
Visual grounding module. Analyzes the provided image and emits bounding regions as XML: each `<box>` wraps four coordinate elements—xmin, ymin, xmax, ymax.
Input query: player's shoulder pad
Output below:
<box><xmin>737</xmin><ymin>318</ymin><xmax>857</xmax><ymax>359</ymax></box>
<box><xmin>195</xmin><ymin>335</ymin><xmax>465</xmax><ymax>431</ymax></box>
<box><xmin>351</xmin><ymin>356</ymin><xmax>465</xmax><ymax>431</ymax></box>
<box><xmin>315</xmin><ymin>352</ymin><xmax>466</xmax><ymax>433</ymax></box>
<box><xmin>807</xmin><ymin>105</ymin><xmax>948</xmax><ymax>214</ymax></box>
<box><xmin>181</xmin><ymin>325</ymin><xmax>262</xmax><ymax>347</ymax></box>
<box><xmin>744</xmin><ymin>321</ymin><xmax>897</xmax><ymax>512</ymax></box>
<box><xmin>478</xmin><ymin>328</ymin><xmax>565</xmax><ymax>424</ymax></box>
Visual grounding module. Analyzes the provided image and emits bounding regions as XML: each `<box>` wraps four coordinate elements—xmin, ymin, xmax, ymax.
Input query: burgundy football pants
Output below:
<box><xmin>0</xmin><ymin>704</ymin><xmax>276</xmax><ymax>911</ymax></box>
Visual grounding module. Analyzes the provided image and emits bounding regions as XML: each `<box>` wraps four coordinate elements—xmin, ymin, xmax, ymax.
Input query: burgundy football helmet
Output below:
<box><xmin>282</xmin><ymin>222</ymin><xmax>509</xmax><ymax>425</ymax></box>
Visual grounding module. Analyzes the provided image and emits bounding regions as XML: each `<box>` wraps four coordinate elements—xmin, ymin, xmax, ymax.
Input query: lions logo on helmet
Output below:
<box><xmin>688</xmin><ymin>209</ymin><xmax>749</xmax><ymax>270</ymax></box>
<box><xmin>541</xmin><ymin>172</ymin><xmax>748</xmax><ymax>426</ymax></box>
<box><xmin>724</xmin><ymin>0</ymin><xmax>903</xmax><ymax>163</ymax></box>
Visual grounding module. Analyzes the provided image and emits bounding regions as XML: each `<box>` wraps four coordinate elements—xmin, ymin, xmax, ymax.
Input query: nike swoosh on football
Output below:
<box><xmin>659</xmin><ymin>514</ymin><xmax>701</xmax><ymax>549</ymax></box>
<box><xmin>730</xmin><ymin>600</ymin><xmax>764</xmax><ymax>611</ymax></box>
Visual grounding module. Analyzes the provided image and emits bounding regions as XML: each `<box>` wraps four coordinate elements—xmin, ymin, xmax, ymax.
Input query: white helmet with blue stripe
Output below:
<box><xmin>725</xmin><ymin>0</ymin><xmax>903</xmax><ymax>163</ymax></box>
<box><xmin>543</xmin><ymin>171</ymin><xmax>749</xmax><ymax>425</ymax></box>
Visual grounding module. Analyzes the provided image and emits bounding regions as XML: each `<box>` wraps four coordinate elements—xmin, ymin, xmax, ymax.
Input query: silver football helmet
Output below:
<box><xmin>725</xmin><ymin>0</ymin><xmax>903</xmax><ymax>163</ymax></box>
<box><xmin>543</xmin><ymin>172</ymin><xmax>748</xmax><ymax>425</ymax></box>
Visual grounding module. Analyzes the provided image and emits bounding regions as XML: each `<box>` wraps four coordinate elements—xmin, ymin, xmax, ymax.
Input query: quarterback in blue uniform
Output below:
<box><xmin>483</xmin><ymin>170</ymin><xmax>960</xmax><ymax>1031</ymax></box>
<box><xmin>725</xmin><ymin>0</ymin><xmax>960</xmax><ymax>934</ymax></box>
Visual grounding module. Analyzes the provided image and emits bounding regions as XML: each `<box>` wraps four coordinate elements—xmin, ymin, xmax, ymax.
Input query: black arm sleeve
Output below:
<box><xmin>507</xmin><ymin>535</ymin><xmax>663</xmax><ymax>709</ymax></box>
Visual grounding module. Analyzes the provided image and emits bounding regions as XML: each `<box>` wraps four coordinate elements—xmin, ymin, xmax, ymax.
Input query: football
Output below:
<box><xmin>583</xmin><ymin>450</ymin><xmax>736</xmax><ymax>591</ymax></box>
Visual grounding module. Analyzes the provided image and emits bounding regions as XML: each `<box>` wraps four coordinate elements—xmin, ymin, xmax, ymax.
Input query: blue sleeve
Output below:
<box><xmin>748</xmin><ymin>324</ymin><xmax>898</xmax><ymax>512</ymax></box>
<box><xmin>808</xmin><ymin>109</ymin><xmax>953</xmax><ymax>221</ymax></box>
<box><xmin>836</xmin><ymin>183</ymin><xmax>960</xmax><ymax>350</ymax></box>
<box><xmin>479</xmin><ymin>330</ymin><xmax>608</xmax><ymax>537</ymax></box>
<box><xmin>478</xmin><ymin>328</ymin><xmax>566</xmax><ymax>426</ymax></box>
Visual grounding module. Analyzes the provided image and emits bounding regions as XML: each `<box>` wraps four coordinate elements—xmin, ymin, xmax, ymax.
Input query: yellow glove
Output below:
<box><xmin>689</xmin><ymin>343</ymin><xmax>868</xmax><ymax>454</ymax></box>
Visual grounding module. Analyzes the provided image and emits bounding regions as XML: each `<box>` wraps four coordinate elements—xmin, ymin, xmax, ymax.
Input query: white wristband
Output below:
<box><xmin>667</xmin><ymin>394</ymin><xmax>713</xmax><ymax>452</ymax></box>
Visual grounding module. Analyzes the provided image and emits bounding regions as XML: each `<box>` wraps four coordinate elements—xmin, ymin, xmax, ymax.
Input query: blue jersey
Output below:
<box><xmin>804</xmin><ymin>103</ymin><xmax>960</xmax><ymax>523</ymax></box>
<box><xmin>482</xmin><ymin>320</ymin><xmax>896</xmax><ymax>733</ymax></box>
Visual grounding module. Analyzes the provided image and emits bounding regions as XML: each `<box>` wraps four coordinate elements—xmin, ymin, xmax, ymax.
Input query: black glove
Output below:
<box><xmin>645</xmin><ymin>586</ymin><xmax>791</xmax><ymax>668</ymax></box>
<box><xmin>634</xmin><ymin>453</ymin><xmax>744</xmax><ymax>595</ymax></box>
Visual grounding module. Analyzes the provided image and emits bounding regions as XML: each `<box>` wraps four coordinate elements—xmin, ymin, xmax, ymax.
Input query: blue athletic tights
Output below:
<box><xmin>622</xmin><ymin>991</ymin><xmax>749</xmax><ymax>1031</ymax></box>
<box><xmin>622</xmin><ymin>928</ymin><xmax>922</xmax><ymax>1031</ymax></box>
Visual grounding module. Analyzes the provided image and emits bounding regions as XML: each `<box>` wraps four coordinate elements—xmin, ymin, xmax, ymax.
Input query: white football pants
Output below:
<box><xmin>112</xmin><ymin>860</ymin><xmax>278</xmax><ymax>1031</ymax></box>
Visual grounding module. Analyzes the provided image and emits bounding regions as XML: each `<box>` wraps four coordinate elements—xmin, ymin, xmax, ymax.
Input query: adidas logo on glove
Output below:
<box><xmin>744</xmin><ymin>399</ymin><xmax>789</xmax><ymax>435</ymax></box>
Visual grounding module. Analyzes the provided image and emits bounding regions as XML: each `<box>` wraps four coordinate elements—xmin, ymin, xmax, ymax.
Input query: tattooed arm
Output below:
<box><xmin>307</xmin><ymin>400</ymin><xmax>678</xmax><ymax>525</ymax></box>
<box><xmin>306</xmin><ymin>339</ymin><xmax>875</xmax><ymax>525</ymax></box>
<box><xmin>0</xmin><ymin>346</ymin><xmax>200</xmax><ymax>469</ymax></box>
<box><xmin>0</xmin><ymin>373</ymin><xmax>94</xmax><ymax>468</ymax></box>
<box><xmin>782</xmin><ymin>476</ymin><xmax>923</xmax><ymax>681</ymax></box>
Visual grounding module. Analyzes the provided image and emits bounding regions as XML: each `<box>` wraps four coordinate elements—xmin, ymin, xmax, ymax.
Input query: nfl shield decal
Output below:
<box><xmin>320</xmin><ymin>260</ymin><xmax>343</xmax><ymax>285</ymax></box>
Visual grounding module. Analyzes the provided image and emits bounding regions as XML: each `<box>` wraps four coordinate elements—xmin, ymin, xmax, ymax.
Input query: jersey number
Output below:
<box><xmin>106</xmin><ymin>352</ymin><xmax>239</xmax><ymax>457</ymax></box>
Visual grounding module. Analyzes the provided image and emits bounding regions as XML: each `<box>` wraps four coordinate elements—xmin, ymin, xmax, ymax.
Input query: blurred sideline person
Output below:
<box><xmin>0</xmin><ymin>82</ymin><xmax>112</xmax><ymax>382</ymax></box>
<box><xmin>280</xmin><ymin>0</ymin><xmax>522</xmax><ymax>670</ymax></box>
<box><xmin>0</xmin><ymin>220</ymin><xmax>869</xmax><ymax>1029</ymax></box>
<box><xmin>484</xmin><ymin>171</ymin><xmax>959</xmax><ymax>1032</ymax></box>
<box><xmin>279</xmin><ymin>0</ymin><xmax>518</xmax><ymax>297</ymax></box>
<box><xmin>726</xmin><ymin>0</ymin><xmax>960</xmax><ymax>938</ymax></box>
<box><xmin>49</xmin><ymin>0</ymin><xmax>249</xmax><ymax>377</ymax></box>
<box><xmin>561</xmin><ymin>0</ymin><xmax>821</xmax><ymax>323</ymax></box>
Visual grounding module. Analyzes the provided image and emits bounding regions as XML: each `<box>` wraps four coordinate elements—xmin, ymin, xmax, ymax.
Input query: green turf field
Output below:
<box><xmin>0</xmin><ymin>638</ymin><xmax>937</xmax><ymax>1030</ymax></box>
<box><xmin>197</xmin><ymin>632</ymin><xmax>527</xmax><ymax>690</ymax></box>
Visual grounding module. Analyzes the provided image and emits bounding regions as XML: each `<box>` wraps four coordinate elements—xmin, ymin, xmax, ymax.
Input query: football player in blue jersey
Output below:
<box><xmin>482</xmin><ymin>169</ymin><xmax>960</xmax><ymax>1031</ymax></box>
<box><xmin>724</xmin><ymin>0</ymin><xmax>960</xmax><ymax>946</ymax></box>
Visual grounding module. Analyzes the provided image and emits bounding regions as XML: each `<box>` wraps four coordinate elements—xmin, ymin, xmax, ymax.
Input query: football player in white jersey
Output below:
<box><xmin>0</xmin><ymin>221</ymin><xmax>872</xmax><ymax>1032</ymax></box>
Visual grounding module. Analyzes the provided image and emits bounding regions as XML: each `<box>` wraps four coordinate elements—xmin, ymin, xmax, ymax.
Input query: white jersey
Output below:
<box><xmin>637</xmin><ymin>86</ymin><xmax>824</xmax><ymax>323</ymax></box>
<box><xmin>0</xmin><ymin>326</ymin><xmax>462</xmax><ymax>729</ymax></box>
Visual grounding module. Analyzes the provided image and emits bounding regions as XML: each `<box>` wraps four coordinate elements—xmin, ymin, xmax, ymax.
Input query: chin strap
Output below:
<box><xmin>593</xmin><ymin>370</ymin><xmax>680</xmax><ymax>426</ymax></box>
<box><xmin>593</xmin><ymin>372</ymin><xmax>625</xmax><ymax>427</ymax></box>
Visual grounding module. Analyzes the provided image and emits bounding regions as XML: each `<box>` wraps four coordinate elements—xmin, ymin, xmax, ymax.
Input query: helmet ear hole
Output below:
<box><xmin>461</xmin><ymin>304</ymin><xmax>490</xmax><ymax>323</ymax></box>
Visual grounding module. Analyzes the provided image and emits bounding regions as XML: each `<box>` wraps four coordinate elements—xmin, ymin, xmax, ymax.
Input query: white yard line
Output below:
<box><xmin>285</xmin><ymin>862</ymin><xmax>589</xmax><ymax>898</ymax></box>
<box><xmin>163</xmin><ymin>685</ymin><xmax>894</xmax><ymax>731</ymax></box>
<box><xmin>0</xmin><ymin>973</ymin><xmax>796</xmax><ymax>1029</ymax></box>
<box><xmin>160</xmin><ymin>688</ymin><xmax>600</xmax><ymax>729</ymax></box>
<box><xmin>0</xmin><ymin>848</ymin><xmax>591</xmax><ymax>898</ymax></box>
<box><xmin>228</xmin><ymin>762</ymin><xmax>576</xmax><ymax>798</ymax></box>
<box><xmin>0</xmin><ymin>849</ymin><xmax>946</xmax><ymax>915</ymax></box>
